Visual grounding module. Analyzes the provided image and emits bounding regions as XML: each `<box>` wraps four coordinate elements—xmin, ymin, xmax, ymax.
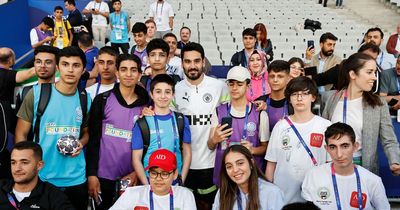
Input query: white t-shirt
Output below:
<box><xmin>109</xmin><ymin>185</ymin><xmax>196</xmax><ymax>210</ymax></box>
<box><xmin>377</xmin><ymin>51</ymin><xmax>396</xmax><ymax>70</ymax></box>
<box><xmin>331</xmin><ymin>97</ymin><xmax>363</xmax><ymax>157</ymax></box>
<box><xmin>167</xmin><ymin>56</ymin><xmax>184</xmax><ymax>79</ymax></box>
<box><xmin>30</xmin><ymin>28</ymin><xmax>51</xmax><ymax>47</ymax></box>
<box><xmin>302</xmin><ymin>163</ymin><xmax>390</xmax><ymax>210</ymax></box>
<box><xmin>148</xmin><ymin>1</ymin><xmax>174</xmax><ymax>31</ymax></box>
<box><xmin>211</xmin><ymin>105</ymin><xmax>270</xmax><ymax>142</ymax></box>
<box><xmin>85</xmin><ymin>1</ymin><xmax>109</xmax><ymax>26</ymax></box>
<box><xmin>173</xmin><ymin>75</ymin><xmax>229</xmax><ymax>169</ymax></box>
<box><xmin>265</xmin><ymin>115</ymin><xmax>331</xmax><ymax>204</ymax></box>
<box><xmin>212</xmin><ymin>178</ymin><xmax>284</xmax><ymax>210</ymax></box>
<box><xmin>13</xmin><ymin>189</ymin><xmax>31</xmax><ymax>202</ymax></box>
<box><xmin>86</xmin><ymin>82</ymin><xmax>115</xmax><ymax>100</ymax></box>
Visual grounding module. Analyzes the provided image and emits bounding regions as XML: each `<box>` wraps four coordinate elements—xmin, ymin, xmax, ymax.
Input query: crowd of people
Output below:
<box><xmin>0</xmin><ymin>0</ymin><xmax>400</xmax><ymax>209</ymax></box>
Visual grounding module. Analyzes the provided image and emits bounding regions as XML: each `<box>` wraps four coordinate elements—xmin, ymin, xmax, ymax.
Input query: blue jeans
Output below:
<box><xmin>336</xmin><ymin>0</ymin><xmax>343</xmax><ymax>6</ymax></box>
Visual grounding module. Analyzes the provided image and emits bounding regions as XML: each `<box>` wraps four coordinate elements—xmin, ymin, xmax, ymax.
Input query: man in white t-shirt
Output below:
<box><xmin>173</xmin><ymin>42</ymin><xmax>229</xmax><ymax>210</ymax></box>
<box><xmin>148</xmin><ymin>0</ymin><xmax>174</xmax><ymax>39</ymax></box>
<box><xmin>302</xmin><ymin>122</ymin><xmax>390</xmax><ymax>210</ymax></box>
<box><xmin>163</xmin><ymin>32</ymin><xmax>184</xmax><ymax>79</ymax></box>
<box><xmin>86</xmin><ymin>46</ymin><xmax>117</xmax><ymax>100</ymax></box>
<box><xmin>265</xmin><ymin>76</ymin><xmax>331</xmax><ymax>204</ymax></box>
<box><xmin>110</xmin><ymin>149</ymin><xmax>196</xmax><ymax>210</ymax></box>
<box><xmin>83</xmin><ymin>0</ymin><xmax>109</xmax><ymax>47</ymax></box>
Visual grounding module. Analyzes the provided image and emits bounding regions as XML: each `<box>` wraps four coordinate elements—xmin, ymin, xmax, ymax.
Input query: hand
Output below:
<box><xmin>392</xmin><ymin>100</ymin><xmax>400</xmax><ymax>110</ymax></box>
<box><xmin>305</xmin><ymin>47</ymin><xmax>315</xmax><ymax>60</ymax></box>
<box><xmin>253</xmin><ymin>100</ymin><xmax>266</xmax><ymax>111</ymax></box>
<box><xmin>390</xmin><ymin>163</ymin><xmax>400</xmax><ymax>176</ymax></box>
<box><xmin>141</xmin><ymin>106</ymin><xmax>154</xmax><ymax>117</ymax></box>
<box><xmin>70</xmin><ymin>141</ymin><xmax>83</xmax><ymax>157</ymax></box>
<box><xmin>240</xmin><ymin>140</ymin><xmax>253</xmax><ymax>154</ymax></box>
<box><xmin>88</xmin><ymin>176</ymin><xmax>101</xmax><ymax>203</ymax></box>
<box><xmin>144</xmin><ymin>67</ymin><xmax>152</xmax><ymax>76</ymax></box>
<box><xmin>212</xmin><ymin>124</ymin><xmax>233</xmax><ymax>145</ymax></box>
<box><xmin>92</xmin><ymin>9</ymin><xmax>100</xmax><ymax>15</ymax></box>
<box><xmin>122</xmin><ymin>171</ymin><xmax>138</xmax><ymax>186</ymax></box>
<box><xmin>44</xmin><ymin>36</ymin><xmax>53</xmax><ymax>42</ymax></box>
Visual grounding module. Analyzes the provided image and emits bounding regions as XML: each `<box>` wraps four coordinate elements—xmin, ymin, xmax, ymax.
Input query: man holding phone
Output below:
<box><xmin>208</xmin><ymin>66</ymin><xmax>269</xmax><ymax>185</ymax></box>
<box><xmin>305</xmin><ymin>33</ymin><xmax>342</xmax><ymax>91</ymax></box>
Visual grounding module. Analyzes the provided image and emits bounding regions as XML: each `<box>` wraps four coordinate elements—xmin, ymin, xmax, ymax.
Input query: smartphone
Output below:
<box><xmin>92</xmin><ymin>8</ymin><xmax>95</xmax><ymax>11</ymax></box>
<box><xmin>307</xmin><ymin>40</ymin><xmax>315</xmax><ymax>49</ymax></box>
<box><xmin>221</xmin><ymin>117</ymin><xmax>232</xmax><ymax>138</ymax></box>
<box><xmin>304</xmin><ymin>66</ymin><xmax>318</xmax><ymax>76</ymax></box>
<box><xmin>388</xmin><ymin>98</ymin><xmax>398</xmax><ymax>106</ymax></box>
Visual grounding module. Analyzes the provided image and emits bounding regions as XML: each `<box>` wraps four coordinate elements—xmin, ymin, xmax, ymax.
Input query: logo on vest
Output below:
<box><xmin>203</xmin><ymin>93</ymin><xmax>213</xmax><ymax>103</ymax></box>
<box><xmin>246</xmin><ymin>122</ymin><xmax>257</xmax><ymax>136</ymax></box>
<box><xmin>45</xmin><ymin>123</ymin><xmax>80</xmax><ymax>136</ymax></box>
<box><xmin>104</xmin><ymin>124</ymin><xmax>132</xmax><ymax>142</ymax></box>
<box><xmin>155</xmin><ymin>154</ymin><xmax>166</xmax><ymax>160</ymax></box>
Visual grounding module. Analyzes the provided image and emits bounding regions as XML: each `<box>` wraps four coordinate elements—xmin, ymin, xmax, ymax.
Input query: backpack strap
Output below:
<box><xmin>173</xmin><ymin>112</ymin><xmax>184</xmax><ymax>152</ymax></box>
<box><xmin>78</xmin><ymin>88</ymin><xmax>88</xmax><ymax>138</ymax></box>
<box><xmin>101</xmin><ymin>90</ymin><xmax>112</xmax><ymax>119</ymax></box>
<box><xmin>140</xmin><ymin>75</ymin><xmax>149</xmax><ymax>90</ymax></box>
<box><xmin>136</xmin><ymin>117</ymin><xmax>150</xmax><ymax>162</ymax></box>
<box><xmin>33</xmin><ymin>84</ymin><xmax>52</xmax><ymax>143</ymax></box>
<box><xmin>21</xmin><ymin>86</ymin><xmax>33</xmax><ymax>102</ymax></box>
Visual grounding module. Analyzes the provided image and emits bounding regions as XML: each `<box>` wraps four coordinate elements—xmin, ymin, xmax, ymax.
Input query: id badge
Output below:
<box><xmin>93</xmin><ymin>17</ymin><xmax>99</xmax><ymax>24</ymax></box>
<box><xmin>156</xmin><ymin>17</ymin><xmax>162</xmax><ymax>24</ymax></box>
<box><xmin>56</xmin><ymin>38</ymin><xmax>64</xmax><ymax>49</ymax></box>
<box><xmin>115</xmin><ymin>30</ymin><xmax>122</xmax><ymax>40</ymax></box>
<box><xmin>397</xmin><ymin>109</ymin><xmax>400</xmax><ymax>122</ymax></box>
<box><xmin>221</xmin><ymin>140</ymin><xmax>228</xmax><ymax>150</ymax></box>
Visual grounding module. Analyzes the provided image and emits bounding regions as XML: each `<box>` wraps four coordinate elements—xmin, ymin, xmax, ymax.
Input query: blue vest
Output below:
<box><xmin>33</xmin><ymin>84</ymin><xmax>91</xmax><ymax>187</ymax></box>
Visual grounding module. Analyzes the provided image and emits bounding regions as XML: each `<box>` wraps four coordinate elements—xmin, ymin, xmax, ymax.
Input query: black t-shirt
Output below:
<box><xmin>0</xmin><ymin>68</ymin><xmax>17</xmax><ymax>103</ymax></box>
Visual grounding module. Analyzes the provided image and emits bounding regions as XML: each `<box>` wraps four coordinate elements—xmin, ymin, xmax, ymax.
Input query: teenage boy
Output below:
<box><xmin>130</xmin><ymin>22</ymin><xmax>148</xmax><ymax>70</ymax></box>
<box><xmin>52</xmin><ymin>6</ymin><xmax>73</xmax><ymax>49</ymax></box>
<box><xmin>257</xmin><ymin>60</ymin><xmax>292</xmax><ymax>131</ymax></box>
<box><xmin>110</xmin><ymin>149</ymin><xmax>196</xmax><ymax>209</ymax></box>
<box><xmin>230</xmin><ymin>28</ymin><xmax>257</xmax><ymax>68</ymax></box>
<box><xmin>174</xmin><ymin>42</ymin><xmax>230</xmax><ymax>210</ymax></box>
<box><xmin>15</xmin><ymin>46</ymin><xmax>91</xmax><ymax>210</ymax></box>
<box><xmin>86</xmin><ymin>46</ymin><xmax>118</xmax><ymax>100</ymax></box>
<box><xmin>302</xmin><ymin>122</ymin><xmax>390</xmax><ymax>210</ymax></box>
<box><xmin>163</xmin><ymin>32</ymin><xmax>184</xmax><ymax>79</ymax></box>
<box><xmin>0</xmin><ymin>141</ymin><xmax>74</xmax><ymax>210</ymax></box>
<box><xmin>265</xmin><ymin>76</ymin><xmax>331</xmax><ymax>204</ymax></box>
<box><xmin>132</xmin><ymin>74</ymin><xmax>191</xmax><ymax>185</ymax></box>
<box><xmin>30</xmin><ymin>17</ymin><xmax>55</xmax><ymax>49</ymax></box>
<box><xmin>87</xmin><ymin>53</ymin><xmax>149</xmax><ymax>210</ymax></box>
<box><xmin>109</xmin><ymin>0</ymin><xmax>130</xmax><ymax>54</ymax></box>
<box><xmin>140</xmin><ymin>38</ymin><xmax>181</xmax><ymax>92</ymax></box>
<box><xmin>208</xmin><ymin>66</ymin><xmax>269</xmax><ymax>185</ymax></box>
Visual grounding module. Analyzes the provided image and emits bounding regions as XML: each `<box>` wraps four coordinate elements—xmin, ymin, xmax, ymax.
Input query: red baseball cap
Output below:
<box><xmin>144</xmin><ymin>149</ymin><xmax>177</xmax><ymax>172</ymax></box>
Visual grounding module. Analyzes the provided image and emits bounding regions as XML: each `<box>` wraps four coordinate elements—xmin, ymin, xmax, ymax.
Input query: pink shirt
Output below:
<box><xmin>246</xmin><ymin>73</ymin><xmax>271</xmax><ymax>102</ymax></box>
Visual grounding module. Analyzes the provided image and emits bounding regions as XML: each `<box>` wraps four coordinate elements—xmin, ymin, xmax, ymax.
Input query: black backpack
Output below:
<box><xmin>135</xmin><ymin>112</ymin><xmax>185</xmax><ymax>162</ymax></box>
<box><xmin>32</xmin><ymin>83</ymin><xmax>88</xmax><ymax>143</ymax></box>
<box><xmin>0</xmin><ymin>100</ymin><xmax>15</xmax><ymax>179</ymax></box>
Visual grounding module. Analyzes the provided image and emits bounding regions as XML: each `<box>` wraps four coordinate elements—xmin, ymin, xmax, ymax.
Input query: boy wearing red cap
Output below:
<box><xmin>110</xmin><ymin>149</ymin><xmax>196</xmax><ymax>210</ymax></box>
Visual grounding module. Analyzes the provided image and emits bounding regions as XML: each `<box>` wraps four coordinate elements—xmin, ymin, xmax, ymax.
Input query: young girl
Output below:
<box><xmin>322</xmin><ymin>52</ymin><xmax>400</xmax><ymax>175</ymax></box>
<box><xmin>254</xmin><ymin>23</ymin><xmax>273</xmax><ymax>62</ymax></box>
<box><xmin>288</xmin><ymin>57</ymin><xmax>305</xmax><ymax>79</ymax></box>
<box><xmin>246</xmin><ymin>50</ymin><xmax>271</xmax><ymax>102</ymax></box>
<box><xmin>212</xmin><ymin>145</ymin><xmax>284</xmax><ymax>210</ymax></box>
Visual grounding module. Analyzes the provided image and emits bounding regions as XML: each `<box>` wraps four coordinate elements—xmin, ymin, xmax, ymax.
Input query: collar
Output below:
<box><xmin>184</xmin><ymin>75</ymin><xmax>207</xmax><ymax>88</ymax></box>
<box><xmin>112</xmin><ymin>83</ymin><xmax>149</xmax><ymax>107</ymax></box>
<box><xmin>1</xmin><ymin>179</ymin><xmax>44</xmax><ymax>197</ymax></box>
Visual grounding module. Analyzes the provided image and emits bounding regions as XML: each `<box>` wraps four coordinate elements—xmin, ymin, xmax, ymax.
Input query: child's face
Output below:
<box><xmin>133</xmin><ymin>32</ymin><xmax>146</xmax><ymax>47</ymax></box>
<box><xmin>288</xmin><ymin>90</ymin><xmax>316</xmax><ymax>113</ymax></box>
<box><xmin>113</xmin><ymin>1</ymin><xmax>121</xmax><ymax>11</ymax></box>
<box><xmin>151</xmin><ymin>82</ymin><xmax>174</xmax><ymax>109</ymax></box>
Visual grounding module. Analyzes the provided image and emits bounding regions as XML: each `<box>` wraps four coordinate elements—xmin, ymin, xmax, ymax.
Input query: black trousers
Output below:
<box><xmin>61</xmin><ymin>182</ymin><xmax>88</xmax><ymax>210</ymax></box>
<box><xmin>111</xmin><ymin>43</ymin><xmax>130</xmax><ymax>55</ymax></box>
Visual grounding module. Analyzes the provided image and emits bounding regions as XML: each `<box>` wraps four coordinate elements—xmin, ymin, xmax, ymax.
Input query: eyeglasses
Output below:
<box><xmin>34</xmin><ymin>60</ymin><xmax>54</xmax><ymax>67</ymax></box>
<box><xmin>290</xmin><ymin>65</ymin><xmax>304</xmax><ymax>72</ymax></box>
<box><xmin>290</xmin><ymin>91</ymin><xmax>311</xmax><ymax>99</ymax></box>
<box><xmin>148</xmin><ymin>170</ymin><xmax>173</xmax><ymax>179</ymax></box>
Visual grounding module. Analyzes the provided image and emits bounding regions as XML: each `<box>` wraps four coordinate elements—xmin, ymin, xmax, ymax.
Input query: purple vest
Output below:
<box><xmin>97</xmin><ymin>92</ymin><xmax>143</xmax><ymax>180</ymax></box>
<box><xmin>213</xmin><ymin>103</ymin><xmax>263</xmax><ymax>185</ymax></box>
<box><xmin>34</xmin><ymin>27</ymin><xmax>52</xmax><ymax>42</ymax></box>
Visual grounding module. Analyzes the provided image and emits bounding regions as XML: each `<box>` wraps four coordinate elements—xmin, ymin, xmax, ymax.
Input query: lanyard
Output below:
<box><xmin>249</xmin><ymin>76</ymin><xmax>267</xmax><ymax>98</ymax></box>
<box><xmin>396</xmin><ymin>75</ymin><xmax>400</xmax><ymax>94</ymax></box>
<box><xmin>156</xmin><ymin>2</ymin><xmax>164</xmax><ymax>16</ymax></box>
<box><xmin>95</xmin><ymin>82</ymin><xmax>101</xmax><ymax>96</ymax></box>
<box><xmin>331</xmin><ymin>163</ymin><xmax>363</xmax><ymax>210</ymax></box>
<box><xmin>228</xmin><ymin>104</ymin><xmax>250</xmax><ymax>140</ymax></box>
<box><xmin>266</xmin><ymin>96</ymin><xmax>288</xmax><ymax>117</ymax></box>
<box><xmin>153</xmin><ymin>112</ymin><xmax>178</xmax><ymax>153</ymax></box>
<box><xmin>7</xmin><ymin>193</ymin><xmax>19</xmax><ymax>210</ymax></box>
<box><xmin>379</xmin><ymin>53</ymin><xmax>384</xmax><ymax>66</ymax></box>
<box><xmin>93</xmin><ymin>2</ymin><xmax>102</xmax><ymax>11</ymax></box>
<box><xmin>342</xmin><ymin>89</ymin><xmax>348</xmax><ymax>123</ymax></box>
<box><xmin>236</xmin><ymin>190</ymin><xmax>243</xmax><ymax>210</ymax></box>
<box><xmin>284</xmin><ymin>116</ymin><xmax>318</xmax><ymax>166</ymax></box>
<box><xmin>149</xmin><ymin>188</ymin><xmax>173</xmax><ymax>210</ymax></box>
